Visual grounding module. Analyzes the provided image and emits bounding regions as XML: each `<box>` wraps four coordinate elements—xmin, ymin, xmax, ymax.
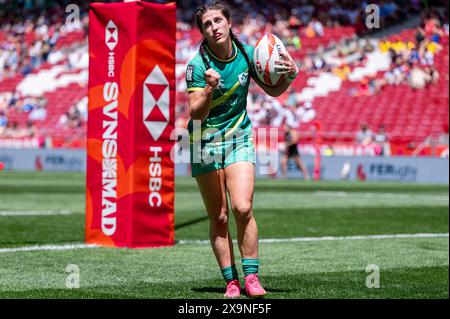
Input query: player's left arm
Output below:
<box><xmin>253</xmin><ymin>51</ymin><xmax>299</xmax><ymax>97</ymax></box>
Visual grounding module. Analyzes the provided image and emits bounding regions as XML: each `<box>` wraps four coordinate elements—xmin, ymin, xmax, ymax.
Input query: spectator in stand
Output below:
<box><xmin>285</xmin><ymin>87</ymin><xmax>298</xmax><ymax>108</ymax></box>
<box><xmin>409</xmin><ymin>63</ymin><xmax>432</xmax><ymax>89</ymax></box>
<box><xmin>333</xmin><ymin>62</ymin><xmax>351</xmax><ymax>80</ymax></box>
<box><xmin>7</xmin><ymin>90</ymin><xmax>20</xmax><ymax>110</ymax></box>
<box><xmin>68</xmin><ymin>105</ymin><xmax>82</xmax><ymax>129</ymax></box>
<box><xmin>420</xmin><ymin>39</ymin><xmax>443</xmax><ymax>65</ymax></box>
<box><xmin>423</xmin><ymin>12</ymin><xmax>444</xmax><ymax>42</ymax></box>
<box><xmin>4</xmin><ymin>121</ymin><xmax>20</xmax><ymax>138</ymax></box>
<box><xmin>408</xmin><ymin>44</ymin><xmax>420</xmax><ymax>65</ymax></box>
<box><xmin>415</xmin><ymin>24</ymin><xmax>426</xmax><ymax>44</ymax></box>
<box><xmin>22</xmin><ymin>120</ymin><xmax>37</xmax><ymax>138</ymax></box>
<box><xmin>0</xmin><ymin>111</ymin><xmax>8</xmax><ymax>136</ymax></box>
<box><xmin>351</xmin><ymin>77</ymin><xmax>383</xmax><ymax>96</ymax></box>
<box><xmin>384</xmin><ymin>60</ymin><xmax>409</xmax><ymax>86</ymax></box>
<box><xmin>438</xmin><ymin>124</ymin><xmax>449</xmax><ymax>146</ymax></box>
<box><xmin>425</xmin><ymin>65</ymin><xmax>439</xmax><ymax>84</ymax></box>
<box><xmin>362</xmin><ymin>37</ymin><xmax>375</xmax><ymax>53</ymax></box>
<box><xmin>305</xmin><ymin>17</ymin><xmax>324</xmax><ymax>38</ymax></box>
<box><xmin>0</xmin><ymin>93</ymin><xmax>8</xmax><ymax>112</ymax></box>
<box><xmin>420</xmin><ymin>46</ymin><xmax>434</xmax><ymax>65</ymax></box>
<box><xmin>75</xmin><ymin>96</ymin><xmax>88</xmax><ymax>122</ymax></box>
<box><xmin>356</xmin><ymin>123</ymin><xmax>373</xmax><ymax>146</ymax></box>
<box><xmin>312</xmin><ymin>54</ymin><xmax>327</xmax><ymax>72</ymax></box>
<box><xmin>28</xmin><ymin>103</ymin><xmax>47</xmax><ymax>122</ymax></box>
<box><xmin>301</xmin><ymin>101</ymin><xmax>316</xmax><ymax>123</ymax></box>
<box><xmin>374</xmin><ymin>124</ymin><xmax>391</xmax><ymax>156</ymax></box>
<box><xmin>56</xmin><ymin>111</ymin><xmax>69</xmax><ymax>129</ymax></box>
<box><xmin>300</xmin><ymin>54</ymin><xmax>314</xmax><ymax>72</ymax></box>
<box><xmin>21</xmin><ymin>96</ymin><xmax>37</xmax><ymax>113</ymax></box>
<box><xmin>20</xmin><ymin>57</ymin><xmax>33</xmax><ymax>76</ymax></box>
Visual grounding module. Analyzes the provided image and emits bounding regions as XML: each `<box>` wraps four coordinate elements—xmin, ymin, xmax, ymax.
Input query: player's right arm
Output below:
<box><xmin>186</xmin><ymin>61</ymin><xmax>220</xmax><ymax>122</ymax></box>
<box><xmin>188</xmin><ymin>69</ymin><xmax>220</xmax><ymax>121</ymax></box>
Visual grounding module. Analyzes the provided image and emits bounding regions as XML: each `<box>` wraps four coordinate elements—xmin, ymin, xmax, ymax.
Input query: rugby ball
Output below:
<box><xmin>253</xmin><ymin>34</ymin><xmax>287</xmax><ymax>87</ymax></box>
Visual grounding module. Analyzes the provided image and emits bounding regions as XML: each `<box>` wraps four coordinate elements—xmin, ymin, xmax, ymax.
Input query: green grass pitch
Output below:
<box><xmin>0</xmin><ymin>171</ymin><xmax>448</xmax><ymax>299</ymax></box>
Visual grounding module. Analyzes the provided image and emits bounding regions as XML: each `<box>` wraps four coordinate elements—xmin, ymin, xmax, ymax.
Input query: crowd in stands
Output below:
<box><xmin>0</xmin><ymin>0</ymin><xmax>88</xmax><ymax>80</ymax></box>
<box><xmin>0</xmin><ymin>90</ymin><xmax>45</xmax><ymax>138</ymax></box>
<box><xmin>274</xmin><ymin>7</ymin><xmax>448</xmax><ymax>139</ymax></box>
<box><xmin>356</xmin><ymin>122</ymin><xmax>391</xmax><ymax>155</ymax></box>
<box><xmin>178</xmin><ymin>0</ymin><xmax>421</xmax><ymax>31</ymax></box>
<box><xmin>177</xmin><ymin>2</ymin><xmax>448</xmax><ymax>137</ymax></box>
<box><xmin>56</xmin><ymin>96</ymin><xmax>88</xmax><ymax>130</ymax></box>
<box><xmin>177</xmin><ymin>0</ymin><xmax>423</xmax><ymax>62</ymax></box>
<box><xmin>0</xmin><ymin>0</ymin><xmax>449</xmax><ymax>153</ymax></box>
<box><xmin>0</xmin><ymin>0</ymin><xmax>89</xmax><ymax>140</ymax></box>
<box><xmin>299</xmin><ymin>9</ymin><xmax>448</xmax><ymax>96</ymax></box>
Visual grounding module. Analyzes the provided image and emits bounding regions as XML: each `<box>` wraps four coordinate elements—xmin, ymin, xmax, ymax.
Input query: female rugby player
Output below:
<box><xmin>186</xmin><ymin>1</ymin><xmax>298</xmax><ymax>298</ymax></box>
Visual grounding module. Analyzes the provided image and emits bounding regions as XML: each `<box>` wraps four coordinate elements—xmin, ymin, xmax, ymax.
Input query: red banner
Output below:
<box><xmin>86</xmin><ymin>1</ymin><xmax>176</xmax><ymax>248</ymax></box>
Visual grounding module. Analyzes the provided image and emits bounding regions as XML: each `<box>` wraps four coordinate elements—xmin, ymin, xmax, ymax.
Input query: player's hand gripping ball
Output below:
<box><xmin>253</xmin><ymin>33</ymin><xmax>298</xmax><ymax>86</ymax></box>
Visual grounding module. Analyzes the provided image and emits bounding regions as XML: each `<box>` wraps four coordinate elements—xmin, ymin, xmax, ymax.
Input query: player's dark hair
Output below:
<box><xmin>194</xmin><ymin>1</ymin><xmax>255</xmax><ymax>76</ymax></box>
<box><xmin>195</xmin><ymin>1</ymin><xmax>230</xmax><ymax>34</ymax></box>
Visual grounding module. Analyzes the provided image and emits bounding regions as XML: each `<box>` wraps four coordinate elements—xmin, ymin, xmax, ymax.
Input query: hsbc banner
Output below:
<box><xmin>87</xmin><ymin>2</ymin><xmax>176</xmax><ymax>248</ymax></box>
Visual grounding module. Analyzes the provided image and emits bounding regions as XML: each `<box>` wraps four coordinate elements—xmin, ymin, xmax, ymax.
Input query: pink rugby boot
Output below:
<box><xmin>224</xmin><ymin>279</ymin><xmax>241</xmax><ymax>298</ymax></box>
<box><xmin>244</xmin><ymin>274</ymin><xmax>266</xmax><ymax>298</ymax></box>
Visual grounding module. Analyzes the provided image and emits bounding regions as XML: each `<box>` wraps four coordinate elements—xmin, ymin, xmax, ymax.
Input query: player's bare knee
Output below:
<box><xmin>211</xmin><ymin>208</ymin><xmax>229</xmax><ymax>229</ymax></box>
<box><xmin>233</xmin><ymin>202</ymin><xmax>252</xmax><ymax>221</ymax></box>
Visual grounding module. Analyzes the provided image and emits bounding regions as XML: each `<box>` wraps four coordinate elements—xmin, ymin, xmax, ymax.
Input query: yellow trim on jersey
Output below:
<box><xmin>223</xmin><ymin>112</ymin><xmax>246</xmax><ymax>139</ymax></box>
<box><xmin>206</xmin><ymin>41</ymin><xmax>238</xmax><ymax>63</ymax></box>
<box><xmin>210</xmin><ymin>68</ymin><xmax>248</xmax><ymax>109</ymax></box>
<box><xmin>188</xmin><ymin>112</ymin><xmax>247</xmax><ymax>145</ymax></box>
<box><xmin>187</xmin><ymin>87</ymin><xmax>205</xmax><ymax>92</ymax></box>
<box><xmin>189</xmin><ymin>128</ymin><xmax>201</xmax><ymax>144</ymax></box>
<box><xmin>211</xmin><ymin>79</ymin><xmax>240</xmax><ymax>109</ymax></box>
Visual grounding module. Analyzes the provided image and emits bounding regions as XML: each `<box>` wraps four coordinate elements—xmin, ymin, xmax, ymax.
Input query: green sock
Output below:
<box><xmin>220</xmin><ymin>265</ymin><xmax>239</xmax><ymax>282</ymax></box>
<box><xmin>242</xmin><ymin>258</ymin><xmax>259</xmax><ymax>277</ymax></box>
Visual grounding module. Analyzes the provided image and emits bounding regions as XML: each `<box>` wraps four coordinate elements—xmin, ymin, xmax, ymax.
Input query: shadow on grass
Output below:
<box><xmin>175</xmin><ymin>216</ymin><xmax>209</xmax><ymax>230</ymax></box>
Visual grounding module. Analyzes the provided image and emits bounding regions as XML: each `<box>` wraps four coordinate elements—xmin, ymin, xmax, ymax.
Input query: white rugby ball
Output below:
<box><xmin>253</xmin><ymin>33</ymin><xmax>287</xmax><ymax>87</ymax></box>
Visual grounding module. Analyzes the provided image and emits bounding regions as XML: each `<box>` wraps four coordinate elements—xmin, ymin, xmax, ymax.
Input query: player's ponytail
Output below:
<box><xmin>199</xmin><ymin>39</ymin><xmax>211</xmax><ymax>70</ymax></box>
<box><xmin>230</xmin><ymin>30</ymin><xmax>256</xmax><ymax>77</ymax></box>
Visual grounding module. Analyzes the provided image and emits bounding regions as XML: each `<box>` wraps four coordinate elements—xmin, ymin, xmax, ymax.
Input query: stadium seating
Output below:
<box><xmin>1</xmin><ymin>10</ymin><xmax>448</xmax><ymax>151</ymax></box>
<box><xmin>299</xmin><ymin>29</ymin><xmax>449</xmax><ymax>145</ymax></box>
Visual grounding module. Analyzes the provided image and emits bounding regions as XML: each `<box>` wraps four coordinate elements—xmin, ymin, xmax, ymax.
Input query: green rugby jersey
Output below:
<box><xmin>185</xmin><ymin>40</ymin><xmax>255</xmax><ymax>144</ymax></box>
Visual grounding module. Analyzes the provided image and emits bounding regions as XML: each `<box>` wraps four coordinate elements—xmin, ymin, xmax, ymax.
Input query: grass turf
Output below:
<box><xmin>0</xmin><ymin>171</ymin><xmax>448</xmax><ymax>298</ymax></box>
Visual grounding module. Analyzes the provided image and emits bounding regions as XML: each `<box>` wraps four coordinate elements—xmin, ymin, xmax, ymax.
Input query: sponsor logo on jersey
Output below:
<box><xmin>186</xmin><ymin>65</ymin><xmax>194</xmax><ymax>82</ymax></box>
<box><xmin>238</xmin><ymin>71</ymin><xmax>249</xmax><ymax>86</ymax></box>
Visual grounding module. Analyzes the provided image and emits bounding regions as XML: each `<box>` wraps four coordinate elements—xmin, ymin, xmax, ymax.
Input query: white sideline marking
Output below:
<box><xmin>0</xmin><ymin>244</ymin><xmax>99</xmax><ymax>253</ymax></box>
<box><xmin>313</xmin><ymin>191</ymin><xmax>449</xmax><ymax>201</ymax></box>
<box><xmin>177</xmin><ymin>233</ymin><xmax>449</xmax><ymax>245</ymax></box>
<box><xmin>0</xmin><ymin>211</ymin><xmax>78</xmax><ymax>216</ymax></box>
<box><xmin>1</xmin><ymin>233</ymin><xmax>447</xmax><ymax>253</ymax></box>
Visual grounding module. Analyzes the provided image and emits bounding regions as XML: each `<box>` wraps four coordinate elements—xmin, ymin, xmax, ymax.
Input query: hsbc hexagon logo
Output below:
<box><xmin>143</xmin><ymin>65</ymin><xmax>170</xmax><ymax>141</ymax></box>
<box><xmin>105</xmin><ymin>20</ymin><xmax>118</xmax><ymax>51</ymax></box>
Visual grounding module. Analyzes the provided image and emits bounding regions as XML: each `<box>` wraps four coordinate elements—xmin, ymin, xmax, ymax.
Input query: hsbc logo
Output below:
<box><xmin>101</xmin><ymin>19</ymin><xmax>119</xmax><ymax>237</ymax></box>
<box><xmin>143</xmin><ymin>65</ymin><xmax>170</xmax><ymax>140</ymax></box>
<box><xmin>144</xmin><ymin>65</ymin><xmax>170</xmax><ymax>209</ymax></box>
<box><xmin>105</xmin><ymin>20</ymin><xmax>118</xmax><ymax>51</ymax></box>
